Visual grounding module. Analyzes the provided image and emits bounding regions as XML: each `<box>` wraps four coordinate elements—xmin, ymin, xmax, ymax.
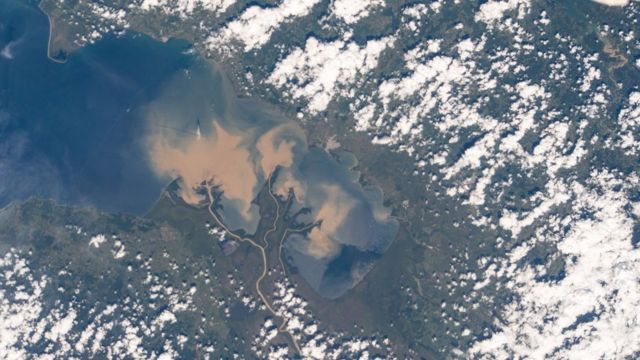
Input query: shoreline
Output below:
<box><xmin>204</xmin><ymin>180</ymin><xmax>303</xmax><ymax>355</ymax></box>
<box><xmin>42</xmin><ymin>8</ymin><xmax>67</xmax><ymax>64</ymax></box>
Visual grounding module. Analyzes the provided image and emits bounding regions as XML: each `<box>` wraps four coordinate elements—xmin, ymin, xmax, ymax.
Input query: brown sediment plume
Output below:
<box><xmin>148</xmin><ymin>120</ymin><xmax>259</xmax><ymax>218</ymax></box>
<box><xmin>603</xmin><ymin>42</ymin><xmax>628</xmax><ymax>70</ymax></box>
<box><xmin>256</xmin><ymin>123</ymin><xmax>308</xmax><ymax>201</ymax></box>
<box><xmin>273</xmin><ymin>169</ymin><xmax>307</xmax><ymax>201</ymax></box>
<box><xmin>147</xmin><ymin>113</ymin><xmax>310</xmax><ymax>225</ymax></box>
<box><xmin>256</xmin><ymin>123</ymin><xmax>299</xmax><ymax>178</ymax></box>
<box><xmin>372</xmin><ymin>205</ymin><xmax>393</xmax><ymax>223</ymax></box>
<box><xmin>306</xmin><ymin>184</ymin><xmax>357</xmax><ymax>258</ymax></box>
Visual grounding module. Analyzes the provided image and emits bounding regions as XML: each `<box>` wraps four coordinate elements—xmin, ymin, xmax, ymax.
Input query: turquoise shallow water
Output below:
<box><xmin>0</xmin><ymin>0</ymin><xmax>398</xmax><ymax>299</ymax></box>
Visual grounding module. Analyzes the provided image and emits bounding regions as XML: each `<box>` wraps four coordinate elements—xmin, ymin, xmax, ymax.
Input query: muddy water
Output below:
<box><xmin>282</xmin><ymin>148</ymin><xmax>399</xmax><ymax>298</ymax></box>
<box><xmin>0</xmin><ymin>0</ymin><xmax>398</xmax><ymax>299</ymax></box>
<box><xmin>143</xmin><ymin>58</ymin><xmax>398</xmax><ymax>298</ymax></box>
<box><xmin>142</xmin><ymin>60</ymin><xmax>307</xmax><ymax>232</ymax></box>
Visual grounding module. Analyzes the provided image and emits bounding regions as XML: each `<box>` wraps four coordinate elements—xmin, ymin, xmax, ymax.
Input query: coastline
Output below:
<box><xmin>42</xmin><ymin>8</ymin><xmax>67</xmax><ymax>64</ymax></box>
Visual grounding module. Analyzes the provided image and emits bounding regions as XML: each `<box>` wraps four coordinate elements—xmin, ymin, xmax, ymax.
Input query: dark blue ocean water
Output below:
<box><xmin>0</xmin><ymin>0</ymin><xmax>193</xmax><ymax>214</ymax></box>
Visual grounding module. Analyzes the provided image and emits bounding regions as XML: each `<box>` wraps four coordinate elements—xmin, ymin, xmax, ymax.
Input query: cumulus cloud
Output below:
<box><xmin>139</xmin><ymin>0</ymin><xmax>236</xmax><ymax>13</ymax></box>
<box><xmin>591</xmin><ymin>0</ymin><xmax>629</xmax><ymax>6</ymax></box>
<box><xmin>207</xmin><ymin>0</ymin><xmax>321</xmax><ymax>52</ymax></box>
<box><xmin>474</xmin><ymin>0</ymin><xmax>531</xmax><ymax>25</ymax></box>
<box><xmin>470</xmin><ymin>171</ymin><xmax>640</xmax><ymax>359</ymax></box>
<box><xmin>267</xmin><ymin>36</ymin><xmax>395</xmax><ymax>114</ymax></box>
<box><xmin>328</xmin><ymin>0</ymin><xmax>384</xmax><ymax>24</ymax></box>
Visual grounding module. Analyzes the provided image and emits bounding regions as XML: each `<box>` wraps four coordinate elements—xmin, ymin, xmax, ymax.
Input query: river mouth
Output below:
<box><xmin>144</xmin><ymin>58</ymin><xmax>399</xmax><ymax>298</ymax></box>
<box><xmin>0</xmin><ymin>0</ymin><xmax>398</xmax><ymax>299</ymax></box>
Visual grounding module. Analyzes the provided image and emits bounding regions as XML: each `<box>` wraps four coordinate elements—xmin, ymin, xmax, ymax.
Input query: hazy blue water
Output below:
<box><xmin>0</xmin><ymin>0</ymin><xmax>399</xmax><ymax>299</ymax></box>
<box><xmin>284</xmin><ymin>148</ymin><xmax>398</xmax><ymax>299</ymax></box>
<box><xmin>0</xmin><ymin>1</ymin><xmax>192</xmax><ymax>214</ymax></box>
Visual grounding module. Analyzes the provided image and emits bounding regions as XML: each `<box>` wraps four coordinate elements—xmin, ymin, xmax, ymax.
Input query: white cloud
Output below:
<box><xmin>0</xmin><ymin>42</ymin><xmax>15</xmax><ymax>60</ymax></box>
<box><xmin>46</xmin><ymin>310</ymin><xmax>77</xmax><ymax>341</ymax></box>
<box><xmin>591</xmin><ymin>0</ymin><xmax>630</xmax><ymax>6</ymax></box>
<box><xmin>329</xmin><ymin>0</ymin><xmax>384</xmax><ymax>24</ymax></box>
<box><xmin>0</xmin><ymin>244</ymin><xmax>200</xmax><ymax>358</ymax></box>
<box><xmin>475</xmin><ymin>0</ymin><xmax>530</xmax><ymax>25</ymax></box>
<box><xmin>267</xmin><ymin>36</ymin><xmax>394</xmax><ymax>114</ymax></box>
<box><xmin>139</xmin><ymin>0</ymin><xmax>236</xmax><ymax>14</ymax></box>
<box><xmin>470</xmin><ymin>171</ymin><xmax>640</xmax><ymax>359</ymax></box>
<box><xmin>617</xmin><ymin>91</ymin><xmax>640</xmax><ymax>156</ymax></box>
<box><xmin>0</xmin><ymin>251</ymin><xmax>47</xmax><ymax>359</ymax></box>
<box><xmin>208</xmin><ymin>0</ymin><xmax>321</xmax><ymax>52</ymax></box>
<box><xmin>89</xmin><ymin>234</ymin><xmax>107</xmax><ymax>248</ymax></box>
